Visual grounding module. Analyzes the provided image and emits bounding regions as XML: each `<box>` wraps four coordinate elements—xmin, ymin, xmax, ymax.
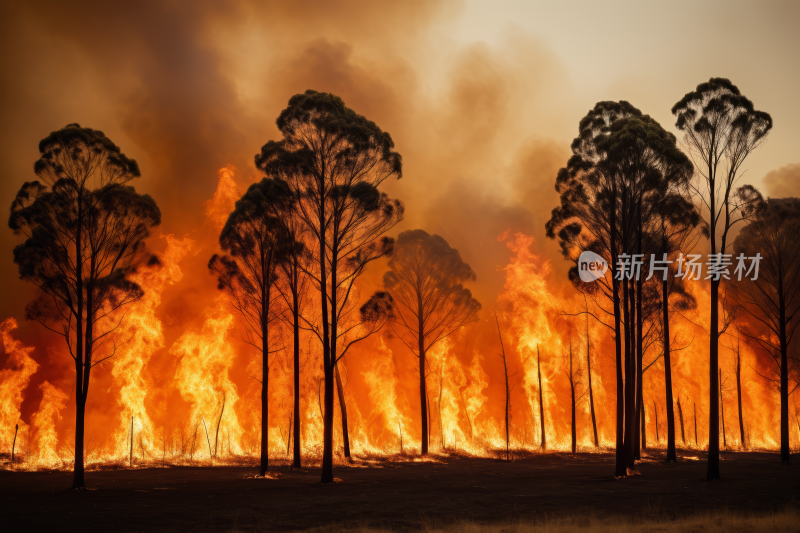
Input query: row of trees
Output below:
<box><xmin>212</xmin><ymin>92</ymin><xmax>482</xmax><ymax>479</ymax></box>
<box><xmin>547</xmin><ymin>77</ymin><xmax>797</xmax><ymax>479</ymax></box>
<box><xmin>9</xmin><ymin>83</ymin><xmax>795</xmax><ymax>489</ymax></box>
<box><xmin>8</xmin><ymin>92</ymin><xmax>482</xmax><ymax>487</ymax></box>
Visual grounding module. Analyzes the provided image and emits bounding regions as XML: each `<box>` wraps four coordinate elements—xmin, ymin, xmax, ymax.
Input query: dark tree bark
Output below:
<box><xmin>292</xmin><ymin>280</ymin><xmax>302</xmax><ymax>467</ymax></box>
<box><xmin>496</xmin><ymin>314</ymin><xmax>511</xmax><ymax>460</ymax></box>
<box><xmin>719</xmin><ymin>369</ymin><xmax>727</xmax><ymax>450</ymax></box>
<box><xmin>641</xmin><ymin>401</ymin><xmax>646</xmax><ymax>450</ymax></box>
<box><xmin>537</xmin><ymin>345</ymin><xmax>547</xmax><ymax>451</ymax></box>
<box><xmin>567</xmin><ymin>337</ymin><xmax>578</xmax><ymax>454</ymax></box>
<box><xmin>634</xmin><ymin>202</ymin><xmax>644</xmax><ymax>462</ymax></box>
<box><xmin>334</xmin><ymin>362</ymin><xmax>350</xmax><ymax>458</ymax></box>
<box><xmin>611</xmin><ymin>182</ymin><xmax>626</xmax><ymax>477</ymax></box>
<box><xmin>420</xmin><ymin>328</ymin><xmax>428</xmax><ymax>454</ymax></box>
<box><xmin>677</xmin><ymin>397</ymin><xmax>686</xmax><ymax>445</ymax></box>
<box><xmin>586</xmin><ymin>310</ymin><xmax>599</xmax><ymax>448</ymax></box>
<box><xmin>664</xmin><ymin>245</ymin><xmax>677</xmax><ymax>461</ymax></box>
<box><xmin>735</xmin><ymin>335</ymin><xmax>746</xmax><ymax>450</ymax></box>
<box><xmin>654</xmin><ymin>400</ymin><xmax>659</xmax><ymax>442</ymax></box>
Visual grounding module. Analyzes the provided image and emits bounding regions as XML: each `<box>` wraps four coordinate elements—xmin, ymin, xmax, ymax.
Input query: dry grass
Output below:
<box><xmin>309</xmin><ymin>506</ymin><xmax>800</xmax><ymax>533</ymax></box>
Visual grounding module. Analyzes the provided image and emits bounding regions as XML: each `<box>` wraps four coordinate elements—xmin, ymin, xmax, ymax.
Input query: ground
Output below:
<box><xmin>1</xmin><ymin>450</ymin><xmax>797</xmax><ymax>532</ymax></box>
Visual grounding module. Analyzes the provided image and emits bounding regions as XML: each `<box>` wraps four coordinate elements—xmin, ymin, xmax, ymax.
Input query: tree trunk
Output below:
<box><xmin>624</xmin><ymin>278</ymin><xmax>636</xmax><ymax>469</ymax></box>
<box><xmin>735</xmin><ymin>337</ymin><xmax>745</xmax><ymax>450</ymax></box>
<box><xmin>504</xmin><ymin>359</ymin><xmax>510</xmax><ymax>460</ymax></box>
<box><xmin>74</xmin><ymin>396</ymin><xmax>86</xmax><ymax>488</ymax></box>
<box><xmin>320</xmin><ymin>218</ymin><xmax>334</xmax><ymax>483</ymax></box>
<box><xmin>707</xmin><ymin>277</ymin><xmax>721</xmax><ymax>479</ymax></box>
<box><xmin>677</xmin><ymin>398</ymin><xmax>685</xmax><ymax>445</ymax></box>
<box><xmin>73</xmin><ymin>204</ymin><xmax>85</xmax><ymax>490</ymax></box>
<box><xmin>439</xmin><ymin>365</ymin><xmax>445</xmax><ymax>449</ymax></box>
<box><xmin>537</xmin><ymin>346</ymin><xmax>546</xmax><ymax>451</ymax></box>
<box><xmin>11</xmin><ymin>424</ymin><xmax>18</xmax><ymax>464</ymax></box>
<box><xmin>640</xmin><ymin>398</ymin><xmax>646</xmax><ymax>451</ymax></box>
<box><xmin>419</xmin><ymin>302</ymin><xmax>428</xmax><ymax>454</ymax></box>
<box><xmin>654</xmin><ymin>400</ymin><xmax>659</xmax><ymax>442</ymax></box>
<box><xmin>260</xmin><ymin>290</ymin><xmax>269</xmax><ymax>476</ymax></box>
<box><xmin>778</xmin><ymin>289</ymin><xmax>790</xmax><ymax>463</ymax></box>
<box><xmin>570</xmin><ymin>338</ymin><xmax>576</xmax><ymax>454</ymax></box>
<box><xmin>586</xmin><ymin>313</ymin><xmax>599</xmax><ymax>448</ymax></box>
<box><xmin>706</xmin><ymin>150</ymin><xmax>721</xmax><ymax>481</ymax></box>
<box><xmin>634</xmin><ymin>203</ymin><xmax>643</xmax><ymax>461</ymax></box>
<box><xmin>129</xmin><ymin>416</ymin><xmax>134</xmax><ymax>467</ymax></box>
<box><xmin>663</xmin><ymin>246</ymin><xmax>677</xmax><ymax>462</ymax></box>
<box><xmin>292</xmin><ymin>277</ymin><xmax>302</xmax><ymax>468</ymax></box>
<box><xmin>334</xmin><ymin>362</ymin><xmax>351</xmax><ymax>458</ymax></box>
<box><xmin>694</xmin><ymin>402</ymin><xmax>698</xmax><ymax>447</ymax></box>
<box><xmin>719</xmin><ymin>369</ymin><xmax>726</xmax><ymax>449</ymax></box>
<box><xmin>496</xmin><ymin>314</ymin><xmax>511</xmax><ymax>460</ymax></box>
<box><xmin>610</xmin><ymin>179</ymin><xmax>626</xmax><ymax>477</ymax></box>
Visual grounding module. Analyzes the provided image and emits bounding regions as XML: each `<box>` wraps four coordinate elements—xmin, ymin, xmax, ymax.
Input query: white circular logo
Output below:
<box><xmin>578</xmin><ymin>251</ymin><xmax>608</xmax><ymax>282</ymax></box>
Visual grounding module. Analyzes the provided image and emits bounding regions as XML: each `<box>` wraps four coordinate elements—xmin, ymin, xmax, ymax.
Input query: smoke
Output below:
<box><xmin>763</xmin><ymin>163</ymin><xmax>800</xmax><ymax>199</ymax></box>
<box><xmin>1</xmin><ymin>0</ymin><xmax>796</xmax><ymax>464</ymax></box>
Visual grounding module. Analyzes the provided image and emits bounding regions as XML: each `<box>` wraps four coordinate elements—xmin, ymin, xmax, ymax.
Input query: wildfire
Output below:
<box><xmin>0</xmin><ymin>166</ymin><xmax>791</xmax><ymax>471</ymax></box>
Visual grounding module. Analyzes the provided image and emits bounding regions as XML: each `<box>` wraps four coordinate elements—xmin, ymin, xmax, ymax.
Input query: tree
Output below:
<box><xmin>547</xmin><ymin>102</ymin><xmax>692</xmax><ymax>476</ymax></box>
<box><xmin>582</xmin><ymin>296</ymin><xmax>599</xmax><ymax>448</ymax></box>
<box><xmin>536</xmin><ymin>345</ymin><xmax>546</xmax><ymax>451</ymax></box>
<box><xmin>382</xmin><ymin>229</ymin><xmax>481</xmax><ymax>454</ymax></box>
<box><xmin>546</xmin><ymin>101</ymin><xmax>641</xmax><ymax>477</ymax></box>
<box><xmin>652</xmin><ymin>193</ymin><xmax>701</xmax><ymax>461</ymax></box>
<box><xmin>564</xmin><ymin>334</ymin><xmax>586</xmax><ymax>454</ymax></box>
<box><xmin>9</xmin><ymin>124</ymin><xmax>160</xmax><ymax>489</ymax></box>
<box><xmin>209</xmin><ymin>178</ymin><xmax>293</xmax><ymax>476</ymax></box>
<box><xmin>262</xmin><ymin>179</ymin><xmax>312</xmax><ymax>469</ymax></box>
<box><xmin>494</xmin><ymin>312</ymin><xmax>519</xmax><ymax>460</ymax></box>
<box><xmin>729</xmin><ymin>197</ymin><xmax>800</xmax><ymax>463</ymax></box>
<box><xmin>255</xmin><ymin>91</ymin><xmax>403</xmax><ymax>482</ymax></box>
<box><xmin>672</xmin><ymin>77</ymin><xmax>772</xmax><ymax>479</ymax></box>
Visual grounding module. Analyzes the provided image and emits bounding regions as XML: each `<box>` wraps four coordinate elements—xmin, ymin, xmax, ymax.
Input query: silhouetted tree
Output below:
<box><xmin>672</xmin><ymin>77</ymin><xmax>772</xmax><ymax>479</ymax></box>
<box><xmin>546</xmin><ymin>101</ymin><xmax>641</xmax><ymax>477</ymax></box>
<box><xmin>537</xmin><ymin>345</ymin><xmax>546</xmax><ymax>451</ymax></box>
<box><xmin>382</xmin><ymin>229</ymin><xmax>480</xmax><ymax>454</ymax></box>
<box><xmin>583</xmin><ymin>297</ymin><xmax>599</xmax><ymax>448</ymax></box>
<box><xmin>565</xmin><ymin>334</ymin><xmax>586</xmax><ymax>454</ymax></box>
<box><xmin>547</xmin><ymin>102</ymin><xmax>692</xmax><ymax>476</ymax></box>
<box><xmin>729</xmin><ymin>197</ymin><xmax>800</xmax><ymax>463</ymax></box>
<box><xmin>9</xmin><ymin>124</ymin><xmax>160</xmax><ymax>489</ymax></box>
<box><xmin>209</xmin><ymin>178</ymin><xmax>294</xmax><ymax>476</ymax></box>
<box><xmin>733</xmin><ymin>330</ymin><xmax>746</xmax><ymax>449</ymax></box>
<box><xmin>494</xmin><ymin>313</ymin><xmax>519</xmax><ymax>460</ymax></box>
<box><xmin>255</xmin><ymin>91</ymin><xmax>403</xmax><ymax>482</ymax></box>
<box><xmin>261</xmin><ymin>179</ymin><xmax>312</xmax><ymax>469</ymax></box>
<box><xmin>652</xmin><ymin>193</ymin><xmax>701</xmax><ymax>461</ymax></box>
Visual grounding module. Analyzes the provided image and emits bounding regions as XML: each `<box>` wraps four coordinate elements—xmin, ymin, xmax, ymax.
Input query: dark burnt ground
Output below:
<box><xmin>0</xmin><ymin>450</ymin><xmax>797</xmax><ymax>532</ymax></box>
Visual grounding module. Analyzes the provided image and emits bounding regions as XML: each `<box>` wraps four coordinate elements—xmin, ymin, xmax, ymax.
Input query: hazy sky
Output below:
<box><xmin>1</xmin><ymin>0</ymin><xmax>798</xmax><ymax>324</ymax></box>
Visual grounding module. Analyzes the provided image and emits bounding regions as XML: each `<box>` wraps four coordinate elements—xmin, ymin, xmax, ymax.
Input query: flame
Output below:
<box><xmin>1</xmin><ymin>166</ymin><xmax>791</xmax><ymax>470</ymax></box>
<box><xmin>30</xmin><ymin>381</ymin><xmax>68</xmax><ymax>467</ymax></box>
<box><xmin>0</xmin><ymin>318</ymin><xmax>38</xmax><ymax>454</ymax></box>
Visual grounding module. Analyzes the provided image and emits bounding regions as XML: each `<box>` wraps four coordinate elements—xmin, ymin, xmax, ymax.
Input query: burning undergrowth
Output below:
<box><xmin>0</xmin><ymin>167</ymin><xmax>790</xmax><ymax>473</ymax></box>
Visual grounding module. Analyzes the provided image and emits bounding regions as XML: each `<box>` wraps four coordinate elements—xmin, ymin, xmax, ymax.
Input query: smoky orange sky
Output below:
<box><xmin>1</xmin><ymin>0</ymin><xmax>799</xmax><ymax>346</ymax></box>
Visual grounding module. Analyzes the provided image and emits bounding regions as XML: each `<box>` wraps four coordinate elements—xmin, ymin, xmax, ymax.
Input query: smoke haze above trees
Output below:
<box><xmin>2</xmin><ymin>0</ymin><xmax>799</xmax><ymax>329</ymax></box>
